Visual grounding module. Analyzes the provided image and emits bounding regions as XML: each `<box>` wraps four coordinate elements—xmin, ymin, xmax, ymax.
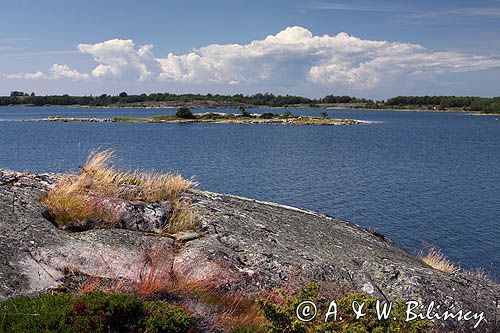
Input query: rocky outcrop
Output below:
<box><xmin>0</xmin><ymin>169</ymin><xmax>499</xmax><ymax>331</ymax></box>
<box><xmin>51</xmin><ymin>196</ymin><xmax>173</xmax><ymax>233</ymax></box>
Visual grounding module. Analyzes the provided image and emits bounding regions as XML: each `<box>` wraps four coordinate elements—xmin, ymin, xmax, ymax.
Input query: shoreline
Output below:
<box><xmin>1</xmin><ymin>103</ymin><xmax>498</xmax><ymax>115</ymax></box>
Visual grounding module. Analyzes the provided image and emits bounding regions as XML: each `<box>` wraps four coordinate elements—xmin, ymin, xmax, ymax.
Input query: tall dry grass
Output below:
<box><xmin>42</xmin><ymin>176</ymin><xmax>99</xmax><ymax>226</ymax></box>
<box><xmin>78</xmin><ymin>150</ymin><xmax>197</xmax><ymax>202</ymax></box>
<box><xmin>466</xmin><ymin>267</ymin><xmax>492</xmax><ymax>281</ymax></box>
<box><xmin>166</xmin><ymin>199</ymin><xmax>199</xmax><ymax>234</ymax></box>
<box><xmin>42</xmin><ymin>149</ymin><xmax>197</xmax><ymax>231</ymax></box>
<box><xmin>418</xmin><ymin>247</ymin><xmax>459</xmax><ymax>274</ymax></box>
<box><xmin>77</xmin><ymin>150</ymin><xmax>128</xmax><ymax>196</ymax></box>
<box><xmin>129</xmin><ymin>172</ymin><xmax>195</xmax><ymax>203</ymax></box>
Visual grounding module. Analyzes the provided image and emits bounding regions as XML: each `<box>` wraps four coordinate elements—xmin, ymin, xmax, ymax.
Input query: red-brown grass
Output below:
<box><xmin>210</xmin><ymin>293</ymin><xmax>267</xmax><ymax>332</ymax></box>
<box><xmin>76</xmin><ymin>254</ymin><xmax>267</xmax><ymax>332</ymax></box>
<box><xmin>134</xmin><ymin>245</ymin><xmax>174</xmax><ymax>296</ymax></box>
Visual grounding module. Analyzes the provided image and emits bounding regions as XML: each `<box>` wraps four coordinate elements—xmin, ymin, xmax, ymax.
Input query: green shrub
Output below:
<box><xmin>144</xmin><ymin>302</ymin><xmax>192</xmax><ymax>333</ymax></box>
<box><xmin>175</xmin><ymin>107</ymin><xmax>195</xmax><ymax>119</ymax></box>
<box><xmin>239</xmin><ymin>106</ymin><xmax>252</xmax><ymax>117</ymax></box>
<box><xmin>0</xmin><ymin>293</ymin><xmax>74</xmax><ymax>333</ymax></box>
<box><xmin>64</xmin><ymin>292</ymin><xmax>143</xmax><ymax>332</ymax></box>
<box><xmin>258</xmin><ymin>283</ymin><xmax>432</xmax><ymax>333</ymax></box>
<box><xmin>281</xmin><ymin>110</ymin><xmax>295</xmax><ymax>118</ymax></box>
<box><xmin>0</xmin><ymin>292</ymin><xmax>192</xmax><ymax>333</ymax></box>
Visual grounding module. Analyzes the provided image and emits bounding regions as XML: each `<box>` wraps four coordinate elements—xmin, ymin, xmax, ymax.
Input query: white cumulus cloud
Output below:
<box><xmin>4</xmin><ymin>64</ymin><xmax>88</xmax><ymax>81</ymax></box>
<box><xmin>156</xmin><ymin>26</ymin><xmax>500</xmax><ymax>89</ymax></box>
<box><xmin>4</xmin><ymin>26</ymin><xmax>500</xmax><ymax>90</ymax></box>
<box><xmin>50</xmin><ymin>64</ymin><xmax>89</xmax><ymax>80</ymax></box>
<box><xmin>78</xmin><ymin>39</ymin><xmax>161</xmax><ymax>81</ymax></box>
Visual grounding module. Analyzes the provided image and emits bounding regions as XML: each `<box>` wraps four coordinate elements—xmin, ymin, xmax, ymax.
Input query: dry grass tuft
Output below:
<box><xmin>79</xmin><ymin>149</ymin><xmax>197</xmax><ymax>202</ymax></box>
<box><xmin>79</xmin><ymin>276</ymin><xmax>105</xmax><ymax>294</ymax></box>
<box><xmin>42</xmin><ymin>177</ymin><xmax>96</xmax><ymax>225</ymax></box>
<box><xmin>78</xmin><ymin>150</ymin><xmax>128</xmax><ymax>196</ymax></box>
<box><xmin>211</xmin><ymin>295</ymin><xmax>266</xmax><ymax>332</ymax></box>
<box><xmin>42</xmin><ymin>149</ymin><xmax>197</xmax><ymax>231</ymax></box>
<box><xmin>129</xmin><ymin>172</ymin><xmax>197</xmax><ymax>203</ymax></box>
<box><xmin>419</xmin><ymin>247</ymin><xmax>459</xmax><ymax>274</ymax></box>
<box><xmin>166</xmin><ymin>199</ymin><xmax>199</xmax><ymax>234</ymax></box>
<box><xmin>466</xmin><ymin>268</ymin><xmax>491</xmax><ymax>281</ymax></box>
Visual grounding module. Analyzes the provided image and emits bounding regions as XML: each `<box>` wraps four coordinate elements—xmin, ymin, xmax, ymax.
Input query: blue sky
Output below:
<box><xmin>1</xmin><ymin>0</ymin><xmax>500</xmax><ymax>99</ymax></box>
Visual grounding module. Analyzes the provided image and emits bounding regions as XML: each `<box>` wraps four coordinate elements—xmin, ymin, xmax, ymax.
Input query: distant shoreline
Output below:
<box><xmin>3</xmin><ymin>92</ymin><xmax>499</xmax><ymax>114</ymax></box>
<box><xmin>1</xmin><ymin>103</ymin><xmax>498</xmax><ymax>115</ymax></box>
<box><xmin>326</xmin><ymin>106</ymin><xmax>500</xmax><ymax>115</ymax></box>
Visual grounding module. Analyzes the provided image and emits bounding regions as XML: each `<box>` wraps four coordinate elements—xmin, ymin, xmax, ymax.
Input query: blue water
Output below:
<box><xmin>1</xmin><ymin>106</ymin><xmax>499</xmax><ymax>278</ymax></box>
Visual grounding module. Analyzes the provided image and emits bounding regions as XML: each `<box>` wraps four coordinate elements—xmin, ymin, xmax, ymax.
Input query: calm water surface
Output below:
<box><xmin>1</xmin><ymin>106</ymin><xmax>499</xmax><ymax>277</ymax></box>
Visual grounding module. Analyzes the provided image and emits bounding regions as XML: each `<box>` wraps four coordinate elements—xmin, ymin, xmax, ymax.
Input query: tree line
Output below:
<box><xmin>1</xmin><ymin>91</ymin><xmax>499</xmax><ymax>113</ymax></box>
<box><xmin>0</xmin><ymin>92</ymin><xmax>372</xmax><ymax>107</ymax></box>
<box><xmin>386</xmin><ymin>96</ymin><xmax>500</xmax><ymax>113</ymax></box>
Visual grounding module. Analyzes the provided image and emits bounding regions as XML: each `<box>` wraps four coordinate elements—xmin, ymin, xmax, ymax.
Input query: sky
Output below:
<box><xmin>1</xmin><ymin>0</ymin><xmax>500</xmax><ymax>99</ymax></box>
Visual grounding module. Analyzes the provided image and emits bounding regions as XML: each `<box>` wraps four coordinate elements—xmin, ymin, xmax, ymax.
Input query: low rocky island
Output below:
<box><xmin>23</xmin><ymin>108</ymin><xmax>366</xmax><ymax>126</ymax></box>
<box><xmin>0</xmin><ymin>154</ymin><xmax>499</xmax><ymax>332</ymax></box>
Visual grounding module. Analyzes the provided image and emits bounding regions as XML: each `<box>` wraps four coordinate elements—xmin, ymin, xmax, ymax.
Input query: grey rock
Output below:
<box><xmin>121</xmin><ymin>201</ymin><xmax>172</xmax><ymax>233</ymax></box>
<box><xmin>172</xmin><ymin>231</ymin><xmax>201</xmax><ymax>242</ymax></box>
<box><xmin>49</xmin><ymin>195</ymin><xmax>172</xmax><ymax>233</ymax></box>
<box><xmin>0</xmin><ymin>169</ymin><xmax>499</xmax><ymax>332</ymax></box>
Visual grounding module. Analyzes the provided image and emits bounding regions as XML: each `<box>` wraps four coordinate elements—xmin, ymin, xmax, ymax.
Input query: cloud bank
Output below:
<box><xmin>5</xmin><ymin>26</ymin><xmax>500</xmax><ymax>90</ymax></box>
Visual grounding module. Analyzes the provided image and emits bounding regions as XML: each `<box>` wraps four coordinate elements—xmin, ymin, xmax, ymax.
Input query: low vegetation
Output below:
<box><xmin>42</xmin><ymin>150</ymin><xmax>197</xmax><ymax>233</ymax></box>
<box><xmin>0</xmin><ymin>282</ymin><xmax>436</xmax><ymax>333</ymax></box>
<box><xmin>175</xmin><ymin>284</ymin><xmax>266</xmax><ymax>332</ymax></box>
<box><xmin>258</xmin><ymin>282</ymin><xmax>432</xmax><ymax>333</ymax></box>
<box><xmin>0</xmin><ymin>291</ymin><xmax>192</xmax><ymax>333</ymax></box>
<box><xmin>466</xmin><ymin>268</ymin><xmax>492</xmax><ymax>281</ymax></box>
<box><xmin>72</xmin><ymin>276</ymin><xmax>432</xmax><ymax>333</ymax></box>
<box><xmin>419</xmin><ymin>246</ymin><xmax>493</xmax><ymax>281</ymax></box>
<box><xmin>418</xmin><ymin>247</ymin><xmax>459</xmax><ymax>274</ymax></box>
<box><xmin>78</xmin><ymin>276</ymin><xmax>266</xmax><ymax>332</ymax></box>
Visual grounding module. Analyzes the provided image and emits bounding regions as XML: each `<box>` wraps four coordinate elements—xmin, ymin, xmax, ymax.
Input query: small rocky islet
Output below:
<box><xmin>22</xmin><ymin>112</ymin><xmax>367</xmax><ymax>126</ymax></box>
